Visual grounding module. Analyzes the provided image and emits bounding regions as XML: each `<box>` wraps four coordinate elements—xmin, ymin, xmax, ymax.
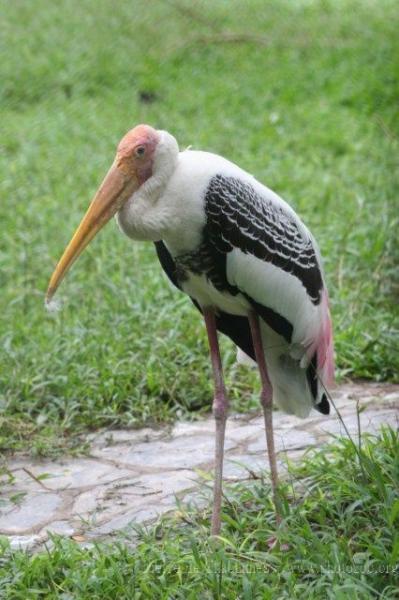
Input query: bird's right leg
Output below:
<box><xmin>203</xmin><ymin>307</ymin><xmax>229</xmax><ymax>536</ymax></box>
<box><xmin>248</xmin><ymin>311</ymin><xmax>281</xmax><ymax>524</ymax></box>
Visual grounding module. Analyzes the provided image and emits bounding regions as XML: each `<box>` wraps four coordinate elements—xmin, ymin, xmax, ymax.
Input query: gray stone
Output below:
<box><xmin>89</xmin><ymin>428</ymin><xmax>167</xmax><ymax>447</ymax></box>
<box><xmin>247</xmin><ymin>428</ymin><xmax>315</xmax><ymax>454</ymax></box>
<box><xmin>72</xmin><ymin>486</ymin><xmax>107</xmax><ymax>517</ymax></box>
<box><xmin>28</xmin><ymin>459</ymin><xmax>132</xmax><ymax>490</ymax></box>
<box><xmin>93</xmin><ymin>434</ymin><xmax>236</xmax><ymax>470</ymax></box>
<box><xmin>72</xmin><ymin>486</ymin><xmax>132</xmax><ymax>528</ymax></box>
<box><xmin>317</xmin><ymin>410</ymin><xmax>397</xmax><ymax>438</ymax></box>
<box><xmin>384</xmin><ymin>392</ymin><xmax>399</xmax><ymax>402</ymax></box>
<box><xmin>40</xmin><ymin>520</ymin><xmax>75</xmax><ymax>537</ymax></box>
<box><xmin>92</xmin><ymin>504</ymin><xmax>171</xmax><ymax>536</ymax></box>
<box><xmin>0</xmin><ymin>492</ymin><xmax>61</xmax><ymax>534</ymax></box>
<box><xmin>225</xmin><ymin>421</ymin><xmax>263</xmax><ymax>444</ymax></box>
<box><xmin>361</xmin><ymin>410</ymin><xmax>398</xmax><ymax>432</ymax></box>
<box><xmin>172</xmin><ymin>420</ymin><xmax>215</xmax><ymax>437</ymax></box>
<box><xmin>71</xmin><ymin>470</ymin><xmax>195</xmax><ymax>531</ymax></box>
<box><xmin>1</xmin><ymin>466</ymin><xmax>47</xmax><ymax>494</ymax></box>
<box><xmin>8</xmin><ymin>534</ymin><xmax>47</xmax><ymax>551</ymax></box>
<box><xmin>130</xmin><ymin>470</ymin><xmax>197</xmax><ymax>497</ymax></box>
<box><xmin>223</xmin><ymin>454</ymin><xmax>265</xmax><ymax>479</ymax></box>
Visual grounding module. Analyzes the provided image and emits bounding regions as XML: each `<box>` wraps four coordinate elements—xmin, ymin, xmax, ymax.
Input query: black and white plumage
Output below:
<box><xmin>137</xmin><ymin>150</ymin><xmax>335</xmax><ymax>419</ymax></box>
<box><xmin>46</xmin><ymin>124</ymin><xmax>335</xmax><ymax>535</ymax></box>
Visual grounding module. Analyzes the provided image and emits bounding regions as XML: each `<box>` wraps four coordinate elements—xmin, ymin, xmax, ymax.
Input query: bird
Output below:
<box><xmin>46</xmin><ymin>123</ymin><xmax>334</xmax><ymax>536</ymax></box>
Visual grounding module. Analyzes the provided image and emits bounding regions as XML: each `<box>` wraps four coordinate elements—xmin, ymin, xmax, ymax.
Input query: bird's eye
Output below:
<box><xmin>135</xmin><ymin>145</ymin><xmax>146</xmax><ymax>157</ymax></box>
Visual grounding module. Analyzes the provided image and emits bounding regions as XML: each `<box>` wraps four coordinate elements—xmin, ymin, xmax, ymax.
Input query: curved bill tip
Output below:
<box><xmin>45</xmin><ymin>286</ymin><xmax>57</xmax><ymax>305</ymax></box>
<box><xmin>44</xmin><ymin>295</ymin><xmax>62</xmax><ymax>313</ymax></box>
<box><xmin>45</xmin><ymin>162</ymin><xmax>138</xmax><ymax>303</ymax></box>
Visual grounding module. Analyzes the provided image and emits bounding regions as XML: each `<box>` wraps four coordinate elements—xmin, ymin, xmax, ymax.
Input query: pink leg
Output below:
<box><xmin>248</xmin><ymin>311</ymin><xmax>281</xmax><ymax>523</ymax></box>
<box><xmin>203</xmin><ymin>307</ymin><xmax>229</xmax><ymax>536</ymax></box>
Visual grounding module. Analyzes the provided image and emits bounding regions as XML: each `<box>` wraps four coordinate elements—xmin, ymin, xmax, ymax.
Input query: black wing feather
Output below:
<box><xmin>154</xmin><ymin>241</ymin><xmax>255</xmax><ymax>360</ymax></box>
<box><xmin>205</xmin><ymin>175</ymin><xmax>323</xmax><ymax>304</ymax></box>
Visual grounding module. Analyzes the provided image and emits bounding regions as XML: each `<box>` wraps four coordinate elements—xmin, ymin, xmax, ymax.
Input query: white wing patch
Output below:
<box><xmin>226</xmin><ymin>249</ymin><xmax>321</xmax><ymax>355</ymax></box>
<box><xmin>181</xmin><ymin>271</ymin><xmax>250</xmax><ymax>316</ymax></box>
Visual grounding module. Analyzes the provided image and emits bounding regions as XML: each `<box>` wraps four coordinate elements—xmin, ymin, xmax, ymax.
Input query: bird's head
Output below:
<box><xmin>116</xmin><ymin>124</ymin><xmax>160</xmax><ymax>185</ymax></box>
<box><xmin>46</xmin><ymin>124</ymin><xmax>174</xmax><ymax>304</ymax></box>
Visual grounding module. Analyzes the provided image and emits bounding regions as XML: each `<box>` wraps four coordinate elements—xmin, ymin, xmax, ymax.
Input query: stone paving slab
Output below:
<box><xmin>0</xmin><ymin>382</ymin><xmax>398</xmax><ymax>551</ymax></box>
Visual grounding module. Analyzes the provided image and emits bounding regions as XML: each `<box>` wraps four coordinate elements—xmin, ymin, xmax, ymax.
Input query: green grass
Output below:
<box><xmin>1</xmin><ymin>0</ymin><xmax>398</xmax><ymax>453</ymax></box>
<box><xmin>1</xmin><ymin>428</ymin><xmax>398</xmax><ymax>598</ymax></box>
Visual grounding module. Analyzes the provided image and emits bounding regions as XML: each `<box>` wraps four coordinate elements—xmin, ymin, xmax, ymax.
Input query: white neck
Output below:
<box><xmin>116</xmin><ymin>131</ymin><xmax>179</xmax><ymax>241</ymax></box>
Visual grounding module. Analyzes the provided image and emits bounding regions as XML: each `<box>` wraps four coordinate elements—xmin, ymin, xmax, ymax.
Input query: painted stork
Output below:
<box><xmin>46</xmin><ymin>124</ymin><xmax>334</xmax><ymax>535</ymax></box>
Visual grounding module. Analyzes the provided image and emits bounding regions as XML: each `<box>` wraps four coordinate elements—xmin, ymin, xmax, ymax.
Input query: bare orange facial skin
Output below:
<box><xmin>116</xmin><ymin>124</ymin><xmax>160</xmax><ymax>184</ymax></box>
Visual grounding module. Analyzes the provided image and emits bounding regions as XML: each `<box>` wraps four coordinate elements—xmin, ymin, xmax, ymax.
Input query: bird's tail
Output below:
<box><xmin>266</xmin><ymin>350</ymin><xmax>315</xmax><ymax>418</ymax></box>
<box><xmin>261</xmin><ymin>297</ymin><xmax>334</xmax><ymax>419</ymax></box>
<box><xmin>301</xmin><ymin>288</ymin><xmax>335</xmax><ymax>389</ymax></box>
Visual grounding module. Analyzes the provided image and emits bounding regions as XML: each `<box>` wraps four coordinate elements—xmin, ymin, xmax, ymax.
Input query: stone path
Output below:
<box><xmin>1</xmin><ymin>383</ymin><xmax>398</xmax><ymax>551</ymax></box>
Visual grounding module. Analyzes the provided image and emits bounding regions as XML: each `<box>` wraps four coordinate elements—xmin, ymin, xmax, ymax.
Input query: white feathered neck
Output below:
<box><xmin>116</xmin><ymin>130</ymin><xmax>179</xmax><ymax>241</ymax></box>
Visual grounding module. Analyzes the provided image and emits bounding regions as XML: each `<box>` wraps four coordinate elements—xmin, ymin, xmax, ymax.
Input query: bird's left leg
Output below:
<box><xmin>203</xmin><ymin>307</ymin><xmax>229</xmax><ymax>536</ymax></box>
<box><xmin>248</xmin><ymin>311</ymin><xmax>281</xmax><ymax>524</ymax></box>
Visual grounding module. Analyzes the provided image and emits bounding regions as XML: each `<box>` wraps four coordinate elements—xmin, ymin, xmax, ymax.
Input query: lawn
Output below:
<box><xmin>0</xmin><ymin>0</ymin><xmax>398</xmax><ymax>452</ymax></box>
<box><xmin>1</xmin><ymin>1</ymin><xmax>398</xmax><ymax>597</ymax></box>
<box><xmin>1</xmin><ymin>429</ymin><xmax>398</xmax><ymax>598</ymax></box>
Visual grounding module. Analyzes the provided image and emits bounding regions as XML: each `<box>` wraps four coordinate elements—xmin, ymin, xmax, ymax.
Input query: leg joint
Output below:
<box><xmin>212</xmin><ymin>391</ymin><xmax>228</xmax><ymax>421</ymax></box>
<box><xmin>260</xmin><ymin>387</ymin><xmax>272</xmax><ymax>409</ymax></box>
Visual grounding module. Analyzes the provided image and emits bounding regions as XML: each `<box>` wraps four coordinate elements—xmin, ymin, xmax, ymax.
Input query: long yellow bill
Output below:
<box><xmin>46</xmin><ymin>162</ymin><xmax>138</xmax><ymax>303</ymax></box>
